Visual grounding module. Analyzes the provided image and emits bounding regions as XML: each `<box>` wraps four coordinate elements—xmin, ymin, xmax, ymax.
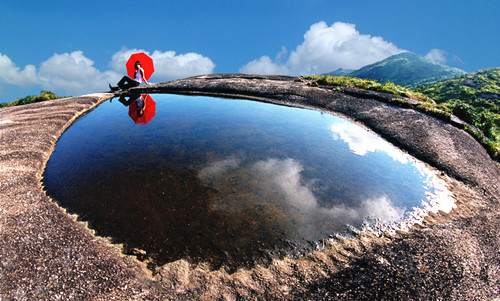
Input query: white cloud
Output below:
<box><xmin>330</xmin><ymin>120</ymin><xmax>409</xmax><ymax>163</ymax></box>
<box><xmin>38</xmin><ymin>51</ymin><xmax>120</xmax><ymax>96</ymax></box>
<box><xmin>0</xmin><ymin>48</ymin><xmax>216</xmax><ymax>98</ymax></box>
<box><xmin>425</xmin><ymin>48</ymin><xmax>448</xmax><ymax>65</ymax></box>
<box><xmin>320</xmin><ymin>195</ymin><xmax>405</xmax><ymax>224</ymax></box>
<box><xmin>198</xmin><ymin>156</ymin><xmax>242</xmax><ymax>181</ymax></box>
<box><xmin>240</xmin><ymin>21</ymin><xmax>405</xmax><ymax>75</ymax></box>
<box><xmin>239</xmin><ymin>55</ymin><xmax>289</xmax><ymax>75</ymax></box>
<box><xmin>251</xmin><ymin>158</ymin><xmax>318</xmax><ymax>210</ymax></box>
<box><xmin>359</xmin><ymin>196</ymin><xmax>406</xmax><ymax>223</ymax></box>
<box><xmin>110</xmin><ymin>48</ymin><xmax>216</xmax><ymax>81</ymax></box>
<box><xmin>152</xmin><ymin>50</ymin><xmax>216</xmax><ymax>80</ymax></box>
<box><xmin>196</xmin><ymin>154</ymin><xmax>413</xmax><ymax>240</ymax></box>
<box><xmin>199</xmin><ymin>155</ymin><xmax>406</xmax><ymax>224</ymax></box>
<box><xmin>251</xmin><ymin>158</ymin><xmax>405</xmax><ymax>223</ymax></box>
<box><xmin>0</xmin><ymin>52</ymin><xmax>39</xmax><ymax>85</ymax></box>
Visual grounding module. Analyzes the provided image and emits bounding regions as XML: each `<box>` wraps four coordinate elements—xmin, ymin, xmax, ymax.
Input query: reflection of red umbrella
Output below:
<box><xmin>128</xmin><ymin>94</ymin><xmax>156</xmax><ymax>124</ymax></box>
<box><xmin>126</xmin><ymin>52</ymin><xmax>154</xmax><ymax>81</ymax></box>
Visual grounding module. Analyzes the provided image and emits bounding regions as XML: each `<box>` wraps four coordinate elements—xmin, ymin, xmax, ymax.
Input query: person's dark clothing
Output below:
<box><xmin>117</xmin><ymin>76</ymin><xmax>140</xmax><ymax>90</ymax></box>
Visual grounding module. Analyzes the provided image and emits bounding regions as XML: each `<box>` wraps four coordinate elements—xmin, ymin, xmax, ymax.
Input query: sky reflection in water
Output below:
<box><xmin>43</xmin><ymin>94</ymin><xmax>454</xmax><ymax>271</ymax></box>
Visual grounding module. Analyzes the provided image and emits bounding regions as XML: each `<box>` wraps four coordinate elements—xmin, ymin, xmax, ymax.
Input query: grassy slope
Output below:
<box><xmin>416</xmin><ymin>68</ymin><xmax>500</xmax><ymax>158</ymax></box>
<box><xmin>0</xmin><ymin>91</ymin><xmax>65</xmax><ymax>108</ymax></box>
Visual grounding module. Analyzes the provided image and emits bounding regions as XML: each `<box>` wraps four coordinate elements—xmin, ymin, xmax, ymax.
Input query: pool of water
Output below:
<box><xmin>43</xmin><ymin>94</ymin><xmax>454</xmax><ymax>271</ymax></box>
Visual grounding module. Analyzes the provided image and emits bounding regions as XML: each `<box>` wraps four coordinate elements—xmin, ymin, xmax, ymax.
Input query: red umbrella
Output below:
<box><xmin>128</xmin><ymin>94</ymin><xmax>156</xmax><ymax>124</ymax></box>
<box><xmin>126</xmin><ymin>52</ymin><xmax>154</xmax><ymax>81</ymax></box>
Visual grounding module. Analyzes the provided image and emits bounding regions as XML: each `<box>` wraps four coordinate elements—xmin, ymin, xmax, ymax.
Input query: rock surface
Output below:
<box><xmin>1</xmin><ymin>74</ymin><xmax>499</xmax><ymax>300</ymax></box>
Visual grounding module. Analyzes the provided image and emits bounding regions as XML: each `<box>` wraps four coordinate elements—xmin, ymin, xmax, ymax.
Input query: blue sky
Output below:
<box><xmin>1</xmin><ymin>0</ymin><xmax>499</xmax><ymax>102</ymax></box>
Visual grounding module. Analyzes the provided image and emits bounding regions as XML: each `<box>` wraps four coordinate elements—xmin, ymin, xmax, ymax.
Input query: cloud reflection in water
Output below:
<box><xmin>198</xmin><ymin>155</ymin><xmax>407</xmax><ymax>240</ymax></box>
<box><xmin>330</xmin><ymin>120</ymin><xmax>409</xmax><ymax>163</ymax></box>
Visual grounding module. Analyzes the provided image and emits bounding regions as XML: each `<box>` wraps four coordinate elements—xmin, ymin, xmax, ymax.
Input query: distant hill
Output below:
<box><xmin>335</xmin><ymin>52</ymin><xmax>466</xmax><ymax>87</ymax></box>
<box><xmin>417</xmin><ymin>67</ymin><xmax>500</xmax><ymax>158</ymax></box>
<box><xmin>324</xmin><ymin>68</ymin><xmax>354</xmax><ymax>76</ymax></box>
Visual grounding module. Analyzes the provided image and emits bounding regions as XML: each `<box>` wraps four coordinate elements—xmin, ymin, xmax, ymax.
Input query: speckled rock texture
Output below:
<box><xmin>1</xmin><ymin>74</ymin><xmax>499</xmax><ymax>300</ymax></box>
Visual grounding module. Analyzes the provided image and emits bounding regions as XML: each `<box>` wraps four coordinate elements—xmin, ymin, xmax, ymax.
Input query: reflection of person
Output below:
<box><xmin>118</xmin><ymin>93</ymin><xmax>146</xmax><ymax>117</ymax></box>
<box><xmin>117</xmin><ymin>93</ymin><xmax>137</xmax><ymax>106</ymax></box>
<box><xmin>134</xmin><ymin>95</ymin><xmax>146</xmax><ymax>117</ymax></box>
<box><xmin>118</xmin><ymin>94</ymin><xmax>146</xmax><ymax>117</ymax></box>
<box><xmin>109</xmin><ymin>61</ymin><xmax>150</xmax><ymax>92</ymax></box>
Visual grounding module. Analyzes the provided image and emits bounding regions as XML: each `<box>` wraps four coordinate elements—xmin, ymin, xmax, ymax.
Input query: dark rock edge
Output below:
<box><xmin>1</xmin><ymin>74</ymin><xmax>499</xmax><ymax>300</ymax></box>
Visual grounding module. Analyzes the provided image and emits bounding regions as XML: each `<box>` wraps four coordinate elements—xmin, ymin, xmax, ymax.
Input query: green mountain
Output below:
<box><xmin>324</xmin><ymin>68</ymin><xmax>354</xmax><ymax>76</ymax></box>
<box><xmin>417</xmin><ymin>67</ymin><xmax>500</xmax><ymax>158</ymax></box>
<box><xmin>346</xmin><ymin>52</ymin><xmax>466</xmax><ymax>87</ymax></box>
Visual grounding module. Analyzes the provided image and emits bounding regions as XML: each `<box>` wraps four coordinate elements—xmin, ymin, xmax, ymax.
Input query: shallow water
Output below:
<box><xmin>43</xmin><ymin>94</ymin><xmax>453</xmax><ymax>271</ymax></box>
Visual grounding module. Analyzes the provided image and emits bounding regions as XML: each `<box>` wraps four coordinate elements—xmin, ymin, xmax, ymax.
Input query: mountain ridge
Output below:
<box><xmin>326</xmin><ymin>52</ymin><xmax>467</xmax><ymax>87</ymax></box>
